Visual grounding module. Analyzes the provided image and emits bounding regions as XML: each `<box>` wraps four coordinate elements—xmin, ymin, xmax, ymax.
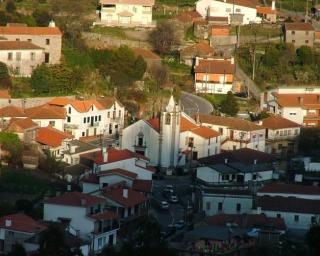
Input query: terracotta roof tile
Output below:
<box><xmin>257</xmin><ymin>196</ymin><xmax>320</xmax><ymax>214</ymax></box>
<box><xmin>0</xmin><ymin>89</ymin><xmax>10</xmax><ymax>99</ymax></box>
<box><xmin>80</xmin><ymin>148</ymin><xmax>149</xmax><ymax>165</ymax></box>
<box><xmin>190</xmin><ymin>126</ymin><xmax>220</xmax><ymax>139</ymax></box>
<box><xmin>0</xmin><ymin>105</ymin><xmax>26</xmax><ymax>117</ymax></box>
<box><xmin>49</xmin><ymin>97</ymin><xmax>106</xmax><ymax>113</ymax></box>
<box><xmin>285</xmin><ymin>22</ymin><xmax>314</xmax><ymax>31</ymax></box>
<box><xmin>45</xmin><ymin>191</ymin><xmax>104</xmax><ymax>207</ymax></box>
<box><xmin>181</xmin><ymin>116</ymin><xmax>198</xmax><ymax>132</ymax></box>
<box><xmin>8</xmin><ymin>118</ymin><xmax>38</xmax><ymax>131</ymax></box>
<box><xmin>258</xmin><ymin>183</ymin><xmax>320</xmax><ymax>195</ymax></box>
<box><xmin>89</xmin><ymin>210</ymin><xmax>118</xmax><ymax>221</ymax></box>
<box><xmin>99</xmin><ymin>168</ymin><xmax>138</xmax><ymax>179</ymax></box>
<box><xmin>132</xmin><ymin>179</ymin><xmax>152</xmax><ymax>193</ymax></box>
<box><xmin>102</xmin><ymin>186</ymin><xmax>148</xmax><ymax>207</ymax></box>
<box><xmin>207</xmin><ymin>16</ymin><xmax>229</xmax><ymax>22</ymax></box>
<box><xmin>25</xmin><ymin>104</ymin><xmax>66</xmax><ymax>119</ymax></box>
<box><xmin>182</xmin><ymin>42</ymin><xmax>214</xmax><ymax>56</ymax></box>
<box><xmin>146</xmin><ymin>118</ymin><xmax>160</xmax><ymax>132</ymax></box>
<box><xmin>256</xmin><ymin>6</ymin><xmax>277</xmax><ymax>15</ymax></box>
<box><xmin>36</xmin><ymin>126</ymin><xmax>72</xmax><ymax>147</ymax></box>
<box><xmin>132</xmin><ymin>48</ymin><xmax>161</xmax><ymax>60</ymax></box>
<box><xmin>261</xmin><ymin>115</ymin><xmax>300</xmax><ymax>129</ymax></box>
<box><xmin>0</xmin><ymin>213</ymin><xmax>46</xmax><ymax>233</ymax></box>
<box><xmin>275</xmin><ymin>93</ymin><xmax>320</xmax><ymax>109</ymax></box>
<box><xmin>0</xmin><ymin>41</ymin><xmax>43</xmax><ymax>50</ymax></box>
<box><xmin>198</xmin><ymin>114</ymin><xmax>263</xmax><ymax>131</ymax></box>
<box><xmin>195</xmin><ymin>59</ymin><xmax>235</xmax><ymax>74</ymax></box>
<box><xmin>224</xmin><ymin>0</ymin><xmax>259</xmax><ymax>8</ymax></box>
<box><xmin>0</xmin><ymin>26</ymin><xmax>62</xmax><ymax>35</ymax></box>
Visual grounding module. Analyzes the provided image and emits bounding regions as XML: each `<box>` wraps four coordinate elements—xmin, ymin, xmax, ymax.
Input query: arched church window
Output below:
<box><xmin>137</xmin><ymin>131</ymin><xmax>144</xmax><ymax>146</ymax></box>
<box><xmin>165</xmin><ymin>113</ymin><xmax>171</xmax><ymax>125</ymax></box>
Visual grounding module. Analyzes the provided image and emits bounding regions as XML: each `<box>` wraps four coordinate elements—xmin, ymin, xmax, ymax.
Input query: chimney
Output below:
<box><xmin>299</xmin><ymin>96</ymin><xmax>304</xmax><ymax>105</ymax></box>
<box><xmin>254</xmin><ymin>159</ymin><xmax>257</xmax><ymax>165</ymax></box>
<box><xmin>195</xmin><ymin>57</ymin><xmax>199</xmax><ymax>66</ymax></box>
<box><xmin>48</xmin><ymin>20</ymin><xmax>55</xmax><ymax>27</ymax></box>
<box><xmin>5</xmin><ymin>219</ymin><xmax>12</xmax><ymax>227</ymax></box>
<box><xmin>123</xmin><ymin>188</ymin><xmax>128</xmax><ymax>198</ymax></box>
<box><xmin>80</xmin><ymin>198</ymin><xmax>87</xmax><ymax>206</ymax></box>
<box><xmin>317</xmin><ymin>95</ymin><xmax>320</xmax><ymax>103</ymax></box>
<box><xmin>230</xmin><ymin>57</ymin><xmax>235</xmax><ymax>65</ymax></box>
<box><xmin>271</xmin><ymin>0</ymin><xmax>275</xmax><ymax>11</ymax></box>
<box><xmin>224</xmin><ymin>158</ymin><xmax>228</xmax><ymax>164</ymax></box>
<box><xmin>102</xmin><ymin>147</ymin><xmax>108</xmax><ymax>162</ymax></box>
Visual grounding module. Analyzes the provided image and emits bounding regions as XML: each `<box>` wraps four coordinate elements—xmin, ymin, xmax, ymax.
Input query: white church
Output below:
<box><xmin>120</xmin><ymin>96</ymin><xmax>221</xmax><ymax>168</ymax></box>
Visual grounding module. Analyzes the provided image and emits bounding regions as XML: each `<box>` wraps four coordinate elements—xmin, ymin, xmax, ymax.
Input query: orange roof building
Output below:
<box><xmin>36</xmin><ymin>126</ymin><xmax>72</xmax><ymax>148</ymax></box>
<box><xmin>180</xmin><ymin>42</ymin><xmax>215</xmax><ymax>66</ymax></box>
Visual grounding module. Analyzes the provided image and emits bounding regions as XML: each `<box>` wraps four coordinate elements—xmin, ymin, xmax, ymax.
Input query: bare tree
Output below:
<box><xmin>150</xmin><ymin>64</ymin><xmax>169</xmax><ymax>90</ymax></box>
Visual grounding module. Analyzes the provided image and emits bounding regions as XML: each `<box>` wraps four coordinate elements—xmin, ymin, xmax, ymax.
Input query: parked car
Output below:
<box><xmin>174</xmin><ymin>220</ymin><xmax>185</xmax><ymax>230</ymax></box>
<box><xmin>161</xmin><ymin>226</ymin><xmax>176</xmax><ymax>238</ymax></box>
<box><xmin>169</xmin><ymin>194</ymin><xmax>179</xmax><ymax>203</ymax></box>
<box><xmin>161</xmin><ymin>201</ymin><xmax>169</xmax><ymax>210</ymax></box>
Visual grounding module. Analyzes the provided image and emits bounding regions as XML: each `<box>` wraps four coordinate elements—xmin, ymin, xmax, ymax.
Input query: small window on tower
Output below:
<box><xmin>165</xmin><ymin>113</ymin><xmax>171</xmax><ymax>125</ymax></box>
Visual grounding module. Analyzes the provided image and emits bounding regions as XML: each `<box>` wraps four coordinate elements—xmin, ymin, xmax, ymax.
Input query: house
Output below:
<box><xmin>255</xmin><ymin>183</ymin><xmax>320</xmax><ymax>230</ymax></box>
<box><xmin>0</xmin><ymin>213</ymin><xmax>46</xmax><ymax>254</ymax></box>
<box><xmin>98</xmin><ymin>0</ymin><xmax>155</xmax><ymax>27</ymax></box>
<box><xmin>209</xmin><ymin>25</ymin><xmax>237</xmax><ymax>47</ymax></box>
<box><xmin>198</xmin><ymin>114</ymin><xmax>266</xmax><ymax>151</ymax></box>
<box><xmin>259</xmin><ymin>115</ymin><xmax>301</xmax><ymax>156</ymax></box>
<box><xmin>176</xmin><ymin>10</ymin><xmax>202</xmax><ymax>24</ymax></box>
<box><xmin>193</xmin><ymin>20</ymin><xmax>209</xmax><ymax>39</ymax></box>
<box><xmin>43</xmin><ymin>191</ymin><xmax>119</xmax><ymax>253</ymax></box>
<box><xmin>196</xmin><ymin>0</ymin><xmax>262</xmax><ymax>25</ymax></box>
<box><xmin>0</xmin><ymin>41</ymin><xmax>44</xmax><ymax>77</ymax></box>
<box><xmin>262</xmin><ymin>87</ymin><xmax>320</xmax><ymax>127</ymax></box>
<box><xmin>207</xmin><ymin>16</ymin><xmax>229</xmax><ymax>25</ymax></box>
<box><xmin>284</xmin><ymin>22</ymin><xmax>315</xmax><ymax>48</ymax></box>
<box><xmin>80</xmin><ymin>148</ymin><xmax>155</xmax><ymax>180</ymax></box>
<box><xmin>0</xmin><ymin>22</ymin><xmax>62</xmax><ymax>64</ymax></box>
<box><xmin>0</xmin><ymin>105</ymin><xmax>26</xmax><ymax>123</ymax></box>
<box><xmin>256</xmin><ymin>1</ymin><xmax>277</xmax><ymax>23</ymax></box>
<box><xmin>197</xmin><ymin>148</ymin><xmax>275</xmax><ymax>186</ymax></box>
<box><xmin>201</xmin><ymin>188</ymin><xmax>253</xmax><ymax>216</ymax></box>
<box><xmin>121</xmin><ymin>96</ymin><xmax>221</xmax><ymax>168</ymax></box>
<box><xmin>180</xmin><ymin>42</ymin><xmax>215</xmax><ymax>67</ymax></box>
<box><xmin>7</xmin><ymin>118</ymin><xmax>38</xmax><ymax>143</ymax></box>
<box><xmin>132</xmin><ymin>47</ymin><xmax>161</xmax><ymax>69</ymax></box>
<box><xmin>48</xmin><ymin>97</ymin><xmax>125</xmax><ymax>139</ymax></box>
<box><xmin>194</xmin><ymin>57</ymin><xmax>235</xmax><ymax>94</ymax></box>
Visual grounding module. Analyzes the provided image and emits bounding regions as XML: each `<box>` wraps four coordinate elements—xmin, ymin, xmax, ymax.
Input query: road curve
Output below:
<box><xmin>180</xmin><ymin>91</ymin><xmax>213</xmax><ymax>116</ymax></box>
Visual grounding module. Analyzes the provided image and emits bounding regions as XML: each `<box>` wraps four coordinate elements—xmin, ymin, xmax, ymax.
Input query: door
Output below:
<box><xmin>94</xmin><ymin>128</ymin><xmax>97</xmax><ymax>136</ymax></box>
<box><xmin>192</xmin><ymin>151</ymin><xmax>198</xmax><ymax>160</ymax></box>
<box><xmin>108</xmin><ymin>234</ymin><xmax>114</xmax><ymax>245</ymax></box>
<box><xmin>44</xmin><ymin>53</ymin><xmax>50</xmax><ymax>63</ymax></box>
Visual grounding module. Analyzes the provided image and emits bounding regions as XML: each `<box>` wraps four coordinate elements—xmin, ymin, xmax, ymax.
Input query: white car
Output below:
<box><xmin>161</xmin><ymin>201</ymin><xmax>169</xmax><ymax>210</ymax></box>
<box><xmin>169</xmin><ymin>195</ymin><xmax>179</xmax><ymax>203</ymax></box>
<box><xmin>174</xmin><ymin>220</ymin><xmax>185</xmax><ymax>230</ymax></box>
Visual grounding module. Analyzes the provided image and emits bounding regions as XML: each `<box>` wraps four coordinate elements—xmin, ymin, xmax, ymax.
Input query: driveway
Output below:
<box><xmin>181</xmin><ymin>91</ymin><xmax>213</xmax><ymax>116</ymax></box>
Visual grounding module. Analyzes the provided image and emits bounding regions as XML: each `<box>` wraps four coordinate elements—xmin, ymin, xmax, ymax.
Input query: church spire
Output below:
<box><xmin>166</xmin><ymin>95</ymin><xmax>176</xmax><ymax>112</ymax></box>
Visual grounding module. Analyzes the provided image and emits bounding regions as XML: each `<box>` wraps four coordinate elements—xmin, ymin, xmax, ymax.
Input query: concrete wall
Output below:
<box><xmin>285</xmin><ymin>29</ymin><xmax>314</xmax><ymax>48</ymax></box>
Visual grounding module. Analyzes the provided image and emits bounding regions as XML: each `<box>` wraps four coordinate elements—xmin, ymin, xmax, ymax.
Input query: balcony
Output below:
<box><xmin>94</xmin><ymin>222</ymin><xmax>119</xmax><ymax>235</ymax></box>
<box><xmin>64</xmin><ymin>124</ymin><xmax>79</xmax><ymax>129</ymax></box>
<box><xmin>88</xmin><ymin>122</ymin><xmax>99</xmax><ymax>127</ymax></box>
<box><xmin>110</xmin><ymin>117</ymin><xmax>121</xmax><ymax>122</ymax></box>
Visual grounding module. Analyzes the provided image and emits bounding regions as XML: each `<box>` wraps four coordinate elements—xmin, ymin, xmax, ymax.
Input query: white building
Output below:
<box><xmin>0</xmin><ymin>41</ymin><xmax>44</xmax><ymax>77</ymax></box>
<box><xmin>98</xmin><ymin>0</ymin><xmax>155</xmax><ymax>27</ymax></box>
<box><xmin>261</xmin><ymin>87</ymin><xmax>320</xmax><ymax>127</ymax></box>
<box><xmin>196</xmin><ymin>0</ymin><xmax>262</xmax><ymax>25</ymax></box>
<box><xmin>43</xmin><ymin>191</ymin><xmax>119</xmax><ymax>253</ymax></box>
<box><xmin>197</xmin><ymin>148</ymin><xmax>275</xmax><ymax>185</ymax></box>
<box><xmin>121</xmin><ymin>96</ymin><xmax>221</xmax><ymax>168</ymax></box>
<box><xmin>198</xmin><ymin>114</ymin><xmax>266</xmax><ymax>152</ymax></box>
<box><xmin>255</xmin><ymin>183</ymin><xmax>320</xmax><ymax>230</ymax></box>
<box><xmin>48</xmin><ymin>97</ymin><xmax>125</xmax><ymax>139</ymax></box>
<box><xmin>202</xmin><ymin>188</ymin><xmax>253</xmax><ymax>216</ymax></box>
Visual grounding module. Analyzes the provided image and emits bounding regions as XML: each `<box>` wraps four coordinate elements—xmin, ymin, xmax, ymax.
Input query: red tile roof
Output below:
<box><xmin>207</xmin><ymin>213</ymin><xmax>286</xmax><ymax>230</ymax></box>
<box><xmin>261</xmin><ymin>115</ymin><xmax>300</xmax><ymax>129</ymax></box>
<box><xmin>0</xmin><ymin>41</ymin><xmax>43</xmax><ymax>50</ymax></box>
<box><xmin>49</xmin><ymin>98</ymin><xmax>105</xmax><ymax>113</ymax></box>
<box><xmin>256</xmin><ymin>6</ymin><xmax>277</xmax><ymax>15</ymax></box>
<box><xmin>285</xmin><ymin>22</ymin><xmax>314</xmax><ymax>31</ymax></box>
<box><xmin>258</xmin><ymin>183</ymin><xmax>320</xmax><ymax>195</ymax></box>
<box><xmin>102</xmin><ymin>186</ymin><xmax>148</xmax><ymax>207</ymax></box>
<box><xmin>207</xmin><ymin>16</ymin><xmax>229</xmax><ymax>22</ymax></box>
<box><xmin>275</xmin><ymin>94</ymin><xmax>320</xmax><ymax>109</ymax></box>
<box><xmin>0</xmin><ymin>89</ymin><xmax>10</xmax><ymax>99</ymax></box>
<box><xmin>190</xmin><ymin>126</ymin><xmax>220</xmax><ymax>139</ymax></box>
<box><xmin>8</xmin><ymin>118</ymin><xmax>38</xmax><ymax>131</ymax></box>
<box><xmin>0</xmin><ymin>26</ymin><xmax>62</xmax><ymax>35</ymax></box>
<box><xmin>182</xmin><ymin>42</ymin><xmax>214</xmax><ymax>56</ymax></box>
<box><xmin>181</xmin><ymin>116</ymin><xmax>198</xmax><ymax>132</ymax></box>
<box><xmin>195</xmin><ymin>59</ymin><xmax>235</xmax><ymax>74</ymax></box>
<box><xmin>132</xmin><ymin>48</ymin><xmax>161</xmax><ymax>60</ymax></box>
<box><xmin>225</xmin><ymin>0</ymin><xmax>259</xmax><ymax>8</ymax></box>
<box><xmin>132</xmin><ymin>179</ymin><xmax>152</xmax><ymax>193</ymax></box>
<box><xmin>89</xmin><ymin>210</ymin><xmax>118</xmax><ymax>221</ymax></box>
<box><xmin>257</xmin><ymin>196</ymin><xmax>320</xmax><ymax>214</ymax></box>
<box><xmin>25</xmin><ymin>104</ymin><xmax>66</xmax><ymax>119</ymax></box>
<box><xmin>146</xmin><ymin>118</ymin><xmax>160</xmax><ymax>132</ymax></box>
<box><xmin>177</xmin><ymin>10</ymin><xmax>202</xmax><ymax>23</ymax></box>
<box><xmin>36</xmin><ymin>126</ymin><xmax>72</xmax><ymax>147</ymax></box>
<box><xmin>45</xmin><ymin>191</ymin><xmax>104</xmax><ymax>207</ymax></box>
<box><xmin>80</xmin><ymin>148</ymin><xmax>149</xmax><ymax>165</ymax></box>
<box><xmin>198</xmin><ymin>114</ymin><xmax>264</xmax><ymax>131</ymax></box>
<box><xmin>99</xmin><ymin>168</ymin><xmax>138</xmax><ymax>179</ymax></box>
<box><xmin>0</xmin><ymin>105</ymin><xmax>26</xmax><ymax>117</ymax></box>
<box><xmin>0</xmin><ymin>213</ymin><xmax>46</xmax><ymax>233</ymax></box>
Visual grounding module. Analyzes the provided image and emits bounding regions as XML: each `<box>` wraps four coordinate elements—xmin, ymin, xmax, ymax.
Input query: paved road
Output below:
<box><xmin>181</xmin><ymin>91</ymin><xmax>213</xmax><ymax>116</ymax></box>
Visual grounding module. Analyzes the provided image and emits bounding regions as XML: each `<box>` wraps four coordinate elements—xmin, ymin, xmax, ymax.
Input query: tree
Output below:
<box><xmin>220</xmin><ymin>92</ymin><xmax>239</xmax><ymax>116</ymax></box>
<box><xmin>298</xmin><ymin>128</ymin><xmax>320</xmax><ymax>155</ymax></box>
<box><xmin>0</xmin><ymin>62</ymin><xmax>11</xmax><ymax>88</ymax></box>
<box><xmin>296</xmin><ymin>46</ymin><xmax>314</xmax><ymax>65</ymax></box>
<box><xmin>6</xmin><ymin>0</ymin><xmax>16</xmax><ymax>13</ymax></box>
<box><xmin>149</xmin><ymin>64</ymin><xmax>169</xmax><ymax>90</ymax></box>
<box><xmin>15</xmin><ymin>199</ymin><xmax>34</xmax><ymax>216</ymax></box>
<box><xmin>32</xmin><ymin>9</ymin><xmax>52</xmax><ymax>27</ymax></box>
<box><xmin>30</xmin><ymin>64</ymin><xmax>52</xmax><ymax>94</ymax></box>
<box><xmin>7</xmin><ymin>243</ymin><xmax>26</xmax><ymax>256</ymax></box>
<box><xmin>149</xmin><ymin>21</ymin><xmax>179</xmax><ymax>55</ymax></box>
<box><xmin>306</xmin><ymin>223</ymin><xmax>320</xmax><ymax>256</ymax></box>
<box><xmin>0</xmin><ymin>132</ymin><xmax>22</xmax><ymax>165</ymax></box>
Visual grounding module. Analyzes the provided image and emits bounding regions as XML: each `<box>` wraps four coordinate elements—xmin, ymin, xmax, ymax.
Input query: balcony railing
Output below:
<box><xmin>88</xmin><ymin>122</ymin><xmax>99</xmax><ymax>127</ymax></box>
<box><xmin>64</xmin><ymin>124</ymin><xmax>79</xmax><ymax>129</ymax></box>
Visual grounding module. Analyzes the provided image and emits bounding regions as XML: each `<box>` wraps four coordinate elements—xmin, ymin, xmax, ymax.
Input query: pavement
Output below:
<box><xmin>180</xmin><ymin>91</ymin><xmax>213</xmax><ymax>116</ymax></box>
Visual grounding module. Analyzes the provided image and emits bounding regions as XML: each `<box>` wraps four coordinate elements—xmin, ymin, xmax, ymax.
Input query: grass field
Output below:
<box><xmin>91</xmin><ymin>26</ymin><xmax>128</xmax><ymax>39</ymax></box>
<box><xmin>230</xmin><ymin>24</ymin><xmax>281</xmax><ymax>38</ymax></box>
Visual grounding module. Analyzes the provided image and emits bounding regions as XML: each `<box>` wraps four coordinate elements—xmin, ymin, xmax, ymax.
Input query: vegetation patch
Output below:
<box><xmin>91</xmin><ymin>26</ymin><xmax>128</xmax><ymax>39</ymax></box>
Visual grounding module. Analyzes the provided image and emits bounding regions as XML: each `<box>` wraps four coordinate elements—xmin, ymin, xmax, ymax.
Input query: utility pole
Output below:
<box><xmin>252</xmin><ymin>47</ymin><xmax>256</xmax><ymax>81</ymax></box>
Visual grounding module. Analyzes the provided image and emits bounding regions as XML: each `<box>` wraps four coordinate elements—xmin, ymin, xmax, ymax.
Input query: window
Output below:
<box><xmin>252</xmin><ymin>174</ymin><xmax>257</xmax><ymax>180</ymax></box>
<box><xmin>233</xmin><ymin>145</ymin><xmax>237</xmax><ymax>150</ymax></box>
<box><xmin>208</xmin><ymin>138</ymin><xmax>210</xmax><ymax>145</ymax></box>
<box><xmin>49</xmin><ymin>121</ymin><xmax>55</xmax><ymax>126</ymax></box>
<box><xmin>8</xmin><ymin>52</ymin><xmax>13</xmax><ymax>61</ymax></box>
<box><xmin>15</xmin><ymin>66</ymin><xmax>20</xmax><ymax>75</ymax></box>
<box><xmin>113</xmin><ymin>111</ymin><xmax>116</xmax><ymax>119</ymax></box>
<box><xmin>294</xmin><ymin>129</ymin><xmax>298</xmax><ymax>135</ymax></box>
<box><xmin>276</xmin><ymin>131</ymin><xmax>279</xmax><ymax>135</ymax></box>
<box><xmin>305</xmin><ymin>40</ymin><xmax>309</xmax><ymax>44</ymax></box>
<box><xmin>278</xmin><ymin>144</ymin><xmax>283</xmax><ymax>150</ymax></box>
<box><xmin>290</xmin><ymin>112</ymin><xmax>296</xmax><ymax>115</ymax></box>
<box><xmin>95</xmin><ymin>116</ymin><xmax>97</xmax><ymax>122</ymax></box>
<box><xmin>119</xmin><ymin>110</ymin><xmax>121</xmax><ymax>117</ymax></box>
<box><xmin>30</xmin><ymin>52</ymin><xmax>35</xmax><ymax>61</ymax></box>
<box><xmin>16</xmin><ymin>38</ymin><xmax>20</xmax><ymax>41</ymax></box>
<box><xmin>98</xmin><ymin>237</ymin><xmax>103</xmax><ymax>248</ymax></box>
<box><xmin>260</xmin><ymin>134</ymin><xmax>263</xmax><ymax>138</ymax></box>
<box><xmin>206</xmin><ymin>201</ymin><xmax>211</xmax><ymax>210</ymax></box>
<box><xmin>235</xmin><ymin>8</ymin><xmax>241</xmax><ymax>12</ymax></box>
<box><xmin>67</xmin><ymin>116</ymin><xmax>71</xmax><ymax>122</ymax></box>
<box><xmin>44</xmin><ymin>53</ymin><xmax>50</xmax><ymax>63</ymax></box>
<box><xmin>107</xmin><ymin>112</ymin><xmax>110</xmax><ymax>118</ymax></box>
<box><xmin>207</xmin><ymin>149</ymin><xmax>210</xmax><ymax>156</ymax></box>
<box><xmin>291</xmin><ymin>31</ymin><xmax>295</xmax><ymax>35</ymax></box>
<box><xmin>236</xmin><ymin>203</ymin><xmax>241</xmax><ymax>212</ymax></box>
<box><xmin>165</xmin><ymin>113</ymin><xmax>171</xmax><ymax>125</ymax></box>
<box><xmin>311</xmin><ymin>216</ymin><xmax>316</xmax><ymax>223</ymax></box>
<box><xmin>277</xmin><ymin>214</ymin><xmax>281</xmax><ymax>218</ymax></box>
<box><xmin>294</xmin><ymin>215</ymin><xmax>299</xmax><ymax>222</ymax></box>
<box><xmin>87</xmin><ymin>117</ymin><xmax>90</xmax><ymax>122</ymax></box>
<box><xmin>133</xmin><ymin>6</ymin><xmax>137</xmax><ymax>12</ymax></box>
<box><xmin>284</xmin><ymin>130</ymin><xmax>288</xmax><ymax>136</ymax></box>
<box><xmin>252</xmin><ymin>135</ymin><xmax>256</xmax><ymax>139</ymax></box>
<box><xmin>28</xmin><ymin>39</ymin><xmax>32</xmax><ymax>42</ymax></box>
<box><xmin>84</xmin><ymin>117</ymin><xmax>86</xmax><ymax>123</ymax></box>
<box><xmin>280</xmin><ymin>131</ymin><xmax>284</xmax><ymax>136</ymax></box>
<box><xmin>219</xmin><ymin>128</ymin><xmax>223</xmax><ymax>134</ymax></box>
<box><xmin>46</xmin><ymin>39</ymin><xmax>50</xmax><ymax>45</ymax></box>
<box><xmin>218</xmin><ymin>202</ymin><xmax>223</xmax><ymax>212</ymax></box>
<box><xmin>288</xmin><ymin>130</ymin><xmax>292</xmax><ymax>136</ymax></box>
<box><xmin>82</xmin><ymin>132</ymin><xmax>85</xmax><ymax>136</ymax></box>
<box><xmin>292</xmin><ymin>40</ymin><xmax>295</xmax><ymax>43</ymax></box>
<box><xmin>68</xmin><ymin>107</ymin><xmax>71</xmax><ymax>114</ymax></box>
<box><xmin>188</xmin><ymin>137</ymin><xmax>194</xmax><ymax>147</ymax></box>
<box><xmin>16</xmin><ymin>52</ymin><xmax>21</xmax><ymax>61</ymax></box>
<box><xmin>226</xmin><ymin>8</ymin><xmax>231</xmax><ymax>12</ymax></box>
<box><xmin>138</xmin><ymin>137</ymin><xmax>143</xmax><ymax>146</ymax></box>
<box><xmin>99</xmin><ymin>115</ymin><xmax>101</xmax><ymax>121</ymax></box>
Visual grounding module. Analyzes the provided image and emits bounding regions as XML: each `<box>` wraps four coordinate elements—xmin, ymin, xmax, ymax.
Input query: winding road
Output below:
<box><xmin>180</xmin><ymin>91</ymin><xmax>213</xmax><ymax>116</ymax></box>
